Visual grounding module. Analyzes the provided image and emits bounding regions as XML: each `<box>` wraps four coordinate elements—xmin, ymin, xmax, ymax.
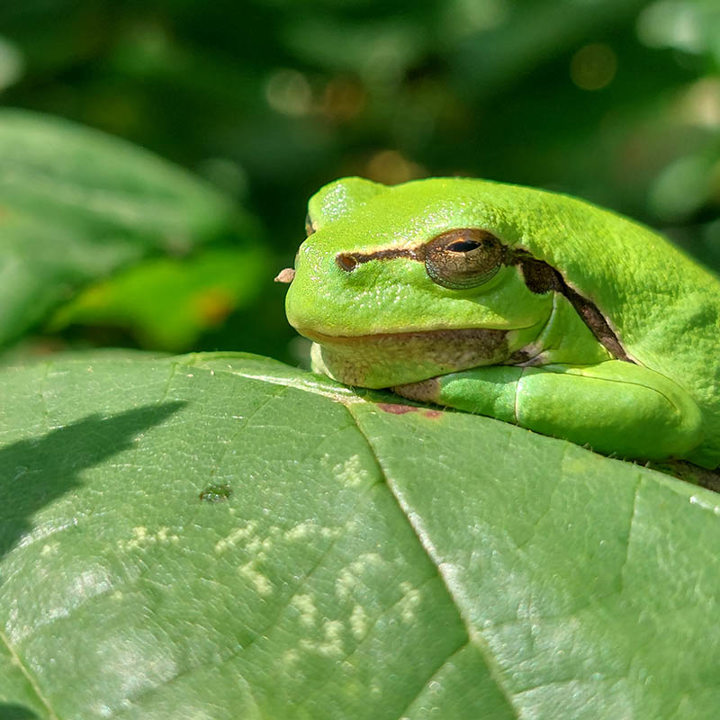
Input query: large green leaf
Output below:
<box><xmin>1</xmin><ymin>352</ymin><xmax>718</xmax><ymax>718</ymax></box>
<box><xmin>0</xmin><ymin>110</ymin><xmax>255</xmax><ymax>348</ymax></box>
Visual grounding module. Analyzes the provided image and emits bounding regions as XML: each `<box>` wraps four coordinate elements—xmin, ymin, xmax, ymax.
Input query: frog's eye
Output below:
<box><xmin>422</xmin><ymin>229</ymin><xmax>505</xmax><ymax>289</ymax></box>
<box><xmin>305</xmin><ymin>213</ymin><xmax>316</xmax><ymax>237</ymax></box>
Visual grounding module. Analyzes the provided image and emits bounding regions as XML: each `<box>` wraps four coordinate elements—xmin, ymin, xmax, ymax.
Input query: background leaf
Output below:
<box><xmin>0</xmin><ymin>109</ymin><xmax>261</xmax><ymax>349</ymax></box>
<box><xmin>1</xmin><ymin>352</ymin><xmax>718</xmax><ymax>718</ymax></box>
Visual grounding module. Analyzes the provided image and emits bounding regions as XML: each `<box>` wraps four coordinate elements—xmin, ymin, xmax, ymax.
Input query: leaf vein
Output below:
<box><xmin>0</xmin><ymin>627</ymin><xmax>60</xmax><ymax>720</ymax></box>
<box><xmin>395</xmin><ymin>639</ymin><xmax>471</xmax><ymax>719</ymax></box>
<box><xmin>345</xmin><ymin>404</ymin><xmax>524</xmax><ymax>719</ymax></box>
<box><xmin>618</xmin><ymin>475</ymin><xmax>643</xmax><ymax>596</ymax></box>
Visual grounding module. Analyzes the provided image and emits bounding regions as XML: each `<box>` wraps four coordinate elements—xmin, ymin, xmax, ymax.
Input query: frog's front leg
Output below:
<box><xmin>393</xmin><ymin>360</ymin><xmax>703</xmax><ymax>461</ymax></box>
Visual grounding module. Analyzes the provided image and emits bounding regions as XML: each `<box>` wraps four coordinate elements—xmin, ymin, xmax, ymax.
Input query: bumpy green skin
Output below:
<box><xmin>285</xmin><ymin>177</ymin><xmax>720</xmax><ymax>467</ymax></box>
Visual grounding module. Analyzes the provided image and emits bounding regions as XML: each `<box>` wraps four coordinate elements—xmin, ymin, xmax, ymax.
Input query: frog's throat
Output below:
<box><xmin>303</xmin><ymin>327</ymin><xmax>507</xmax><ymax>347</ymax></box>
<box><xmin>307</xmin><ymin>327</ymin><xmax>511</xmax><ymax>388</ymax></box>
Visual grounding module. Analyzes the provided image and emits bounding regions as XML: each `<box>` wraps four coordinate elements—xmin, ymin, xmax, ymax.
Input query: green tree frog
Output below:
<box><xmin>277</xmin><ymin>177</ymin><xmax>720</xmax><ymax>467</ymax></box>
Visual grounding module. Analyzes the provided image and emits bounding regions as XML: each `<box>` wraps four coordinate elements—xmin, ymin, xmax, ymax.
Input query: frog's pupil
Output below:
<box><xmin>447</xmin><ymin>239</ymin><xmax>481</xmax><ymax>253</ymax></box>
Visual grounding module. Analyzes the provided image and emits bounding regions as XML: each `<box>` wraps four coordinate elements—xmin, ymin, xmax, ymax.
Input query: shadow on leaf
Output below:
<box><xmin>0</xmin><ymin>703</ymin><xmax>40</xmax><ymax>719</ymax></box>
<box><xmin>0</xmin><ymin>402</ymin><xmax>185</xmax><ymax>564</ymax></box>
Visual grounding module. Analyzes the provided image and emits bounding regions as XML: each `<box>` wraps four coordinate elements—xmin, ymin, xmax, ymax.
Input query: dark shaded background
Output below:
<box><xmin>1</xmin><ymin>0</ymin><xmax>718</xmax><ymax>364</ymax></box>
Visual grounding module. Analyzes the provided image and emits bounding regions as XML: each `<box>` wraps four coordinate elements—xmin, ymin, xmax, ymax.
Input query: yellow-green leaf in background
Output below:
<box><xmin>49</xmin><ymin>247</ymin><xmax>268</xmax><ymax>351</ymax></box>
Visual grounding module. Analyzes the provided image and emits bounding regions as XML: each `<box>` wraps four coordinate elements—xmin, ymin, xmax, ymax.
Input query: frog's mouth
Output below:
<box><xmin>304</xmin><ymin>327</ymin><xmax>510</xmax><ymax>388</ymax></box>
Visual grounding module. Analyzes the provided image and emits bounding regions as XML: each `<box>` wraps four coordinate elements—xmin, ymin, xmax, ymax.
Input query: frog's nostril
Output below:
<box><xmin>336</xmin><ymin>253</ymin><xmax>359</xmax><ymax>272</ymax></box>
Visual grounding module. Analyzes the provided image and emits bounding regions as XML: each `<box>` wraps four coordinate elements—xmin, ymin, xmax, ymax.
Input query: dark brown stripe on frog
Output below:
<box><xmin>513</xmin><ymin>253</ymin><xmax>630</xmax><ymax>362</ymax></box>
<box><xmin>335</xmin><ymin>247</ymin><xmax>418</xmax><ymax>271</ymax></box>
<box><xmin>336</xmin><ymin>240</ymin><xmax>503</xmax><ymax>270</ymax></box>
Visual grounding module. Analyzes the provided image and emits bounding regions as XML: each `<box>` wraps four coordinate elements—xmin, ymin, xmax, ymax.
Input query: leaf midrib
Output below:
<box><xmin>345</xmin><ymin>402</ymin><xmax>523</xmax><ymax>720</ymax></box>
<box><xmin>0</xmin><ymin>627</ymin><xmax>59</xmax><ymax>720</ymax></box>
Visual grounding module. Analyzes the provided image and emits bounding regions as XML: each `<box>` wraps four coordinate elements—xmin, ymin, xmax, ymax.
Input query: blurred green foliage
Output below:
<box><xmin>0</xmin><ymin>0</ymin><xmax>719</xmax><ymax>363</ymax></box>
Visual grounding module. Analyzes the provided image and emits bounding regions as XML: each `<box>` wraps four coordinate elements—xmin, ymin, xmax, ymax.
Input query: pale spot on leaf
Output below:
<box><xmin>292</xmin><ymin>593</ymin><xmax>318</xmax><ymax>627</ymax></box>
<box><xmin>215</xmin><ymin>521</ymin><xmax>257</xmax><ymax>553</ymax></box>
<box><xmin>239</xmin><ymin>560</ymin><xmax>273</xmax><ymax>596</ymax></box>
<box><xmin>350</xmin><ymin>605</ymin><xmax>368</xmax><ymax>640</ymax></box>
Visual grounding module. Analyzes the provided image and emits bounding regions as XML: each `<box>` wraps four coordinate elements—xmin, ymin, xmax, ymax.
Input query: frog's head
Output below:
<box><xmin>280</xmin><ymin>177</ymin><xmax>555</xmax><ymax>388</ymax></box>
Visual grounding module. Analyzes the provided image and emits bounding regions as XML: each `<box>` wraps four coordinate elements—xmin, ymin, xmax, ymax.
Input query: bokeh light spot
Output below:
<box><xmin>196</xmin><ymin>157</ymin><xmax>249</xmax><ymax>199</ymax></box>
<box><xmin>678</xmin><ymin>78</ymin><xmax>720</xmax><ymax>129</ymax></box>
<box><xmin>265</xmin><ymin>69</ymin><xmax>312</xmax><ymax>116</ymax></box>
<box><xmin>442</xmin><ymin>0</ymin><xmax>509</xmax><ymax>40</ymax></box>
<box><xmin>321</xmin><ymin>77</ymin><xmax>366</xmax><ymax>123</ymax></box>
<box><xmin>365</xmin><ymin>150</ymin><xmax>424</xmax><ymax>185</ymax></box>
<box><xmin>637</xmin><ymin>0</ymin><xmax>703</xmax><ymax>54</ymax></box>
<box><xmin>649</xmin><ymin>154</ymin><xmax>710</xmax><ymax>221</ymax></box>
<box><xmin>570</xmin><ymin>43</ymin><xmax>617</xmax><ymax>91</ymax></box>
<box><xmin>0</xmin><ymin>36</ymin><xmax>24</xmax><ymax>92</ymax></box>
